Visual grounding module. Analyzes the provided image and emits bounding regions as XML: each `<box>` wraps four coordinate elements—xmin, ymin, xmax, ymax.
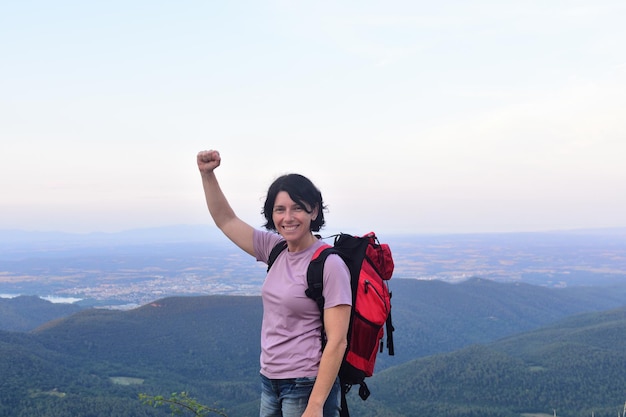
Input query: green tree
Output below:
<box><xmin>139</xmin><ymin>392</ymin><xmax>228</xmax><ymax>417</ymax></box>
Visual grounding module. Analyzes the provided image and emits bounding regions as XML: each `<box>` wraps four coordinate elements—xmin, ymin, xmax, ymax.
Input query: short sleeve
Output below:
<box><xmin>254</xmin><ymin>229</ymin><xmax>284</xmax><ymax>263</ymax></box>
<box><xmin>322</xmin><ymin>254</ymin><xmax>352</xmax><ymax>309</ymax></box>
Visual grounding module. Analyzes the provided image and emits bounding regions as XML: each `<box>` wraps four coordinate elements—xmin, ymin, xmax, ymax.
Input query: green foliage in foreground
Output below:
<box><xmin>140</xmin><ymin>392</ymin><xmax>228</xmax><ymax>416</ymax></box>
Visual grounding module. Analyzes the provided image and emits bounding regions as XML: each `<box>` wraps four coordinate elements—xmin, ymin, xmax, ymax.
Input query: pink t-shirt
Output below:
<box><xmin>254</xmin><ymin>229</ymin><xmax>352</xmax><ymax>378</ymax></box>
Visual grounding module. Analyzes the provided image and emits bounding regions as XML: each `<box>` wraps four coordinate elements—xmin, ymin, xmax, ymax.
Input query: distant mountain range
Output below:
<box><xmin>0</xmin><ymin>224</ymin><xmax>231</xmax><ymax>250</ymax></box>
<box><xmin>2</xmin><ymin>278</ymin><xmax>626</xmax><ymax>416</ymax></box>
<box><xmin>2</xmin><ymin>225</ymin><xmax>625</xmax><ymax>253</ymax></box>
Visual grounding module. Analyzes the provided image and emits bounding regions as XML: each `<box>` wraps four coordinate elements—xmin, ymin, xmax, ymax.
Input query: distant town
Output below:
<box><xmin>2</xmin><ymin>227</ymin><xmax>625</xmax><ymax>309</ymax></box>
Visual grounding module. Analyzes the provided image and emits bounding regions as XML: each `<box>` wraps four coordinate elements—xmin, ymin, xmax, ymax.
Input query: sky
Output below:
<box><xmin>1</xmin><ymin>0</ymin><xmax>625</xmax><ymax>235</ymax></box>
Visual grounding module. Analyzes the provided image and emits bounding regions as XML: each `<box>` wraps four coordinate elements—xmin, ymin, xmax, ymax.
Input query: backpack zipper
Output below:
<box><xmin>364</xmin><ymin>280</ymin><xmax>389</xmax><ymax>313</ymax></box>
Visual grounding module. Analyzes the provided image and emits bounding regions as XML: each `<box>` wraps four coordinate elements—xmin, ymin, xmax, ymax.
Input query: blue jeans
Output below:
<box><xmin>260</xmin><ymin>374</ymin><xmax>341</xmax><ymax>417</ymax></box>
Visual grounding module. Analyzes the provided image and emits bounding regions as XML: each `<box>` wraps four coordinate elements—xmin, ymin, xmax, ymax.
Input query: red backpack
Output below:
<box><xmin>268</xmin><ymin>232</ymin><xmax>395</xmax><ymax>417</ymax></box>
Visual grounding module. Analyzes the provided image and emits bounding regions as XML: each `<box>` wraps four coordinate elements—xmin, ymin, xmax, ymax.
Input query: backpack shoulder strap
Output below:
<box><xmin>304</xmin><ymin>244</ymin><xmax>335</xmax><ymax>313</ymax></box>
<box><xmin>266</xmin><ymin>240</ymin><xmax>288</xmax><ymax>272</ymax></box>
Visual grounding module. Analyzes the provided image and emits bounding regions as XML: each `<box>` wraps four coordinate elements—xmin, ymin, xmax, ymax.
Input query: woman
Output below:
<box><xmin>197</xmin><ymin>149</ymin><xmax>352</xmax><ymax>417</ymax></box>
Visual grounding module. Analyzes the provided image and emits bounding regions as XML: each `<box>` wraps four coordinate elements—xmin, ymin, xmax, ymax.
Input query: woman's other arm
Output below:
<box><xmin>302</xmin><ymin>303</ymin><xmax>351</xmax><ymax>417</ymax></box>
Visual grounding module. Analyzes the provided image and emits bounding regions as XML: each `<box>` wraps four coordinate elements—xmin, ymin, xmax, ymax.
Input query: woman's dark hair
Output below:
<box><xmin>262</xmin><ymin>173</ymin><xmax>326</xmax><ymax>232</ymax></box>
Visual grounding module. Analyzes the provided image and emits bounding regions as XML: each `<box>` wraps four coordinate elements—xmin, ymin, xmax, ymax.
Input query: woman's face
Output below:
<box><xmin>272</xmin><ymin>191</ymin><xmax>317</xmax><ymax>242</ymax></box>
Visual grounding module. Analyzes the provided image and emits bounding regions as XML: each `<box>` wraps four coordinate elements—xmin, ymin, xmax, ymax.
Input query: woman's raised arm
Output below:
<box><xmin>197</xmin><ymin>150</ymin><xmax>255</xmax><ymax>256</ymax></box>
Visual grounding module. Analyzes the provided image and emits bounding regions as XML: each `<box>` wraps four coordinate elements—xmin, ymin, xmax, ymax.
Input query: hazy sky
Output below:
<box><xmin>2</xmin><ymin>1</ymin><xmax>625</xmax><ymax>235</ymax></box>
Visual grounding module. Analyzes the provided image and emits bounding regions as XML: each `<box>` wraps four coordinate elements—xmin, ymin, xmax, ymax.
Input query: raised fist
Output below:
<box><xmin>197</xmin><ymin>150</ymin><xmax>221</xmax><ymax>174</ymax></box>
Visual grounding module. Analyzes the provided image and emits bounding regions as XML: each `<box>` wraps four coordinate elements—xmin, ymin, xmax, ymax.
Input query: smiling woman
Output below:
<box><xmin>260</xmin><ymin>173</ymin><xmax>326</xmax><ymax>252</ymax></box>
<box><xmin>197</xmin><ymin>149</ymin><xmax>352</xmax><ymax>417</ymax></box>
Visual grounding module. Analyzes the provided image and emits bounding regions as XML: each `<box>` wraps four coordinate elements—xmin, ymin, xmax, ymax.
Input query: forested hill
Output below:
<box><xmin>376</xmin><ymin>277</ymin><xmax>626</xmax><ymax>366</ymax></box>
<box><xmin>0</xmin><ymin>278</ymin><xmax>626</xmax><ymax>367</ymax></box>
<box><xmin>359</xmin><ymin>306</ymin><xmax>626</xmax><ymax>417</ymax></box>
<box><xmin>0</xmin><ymin>295</ymin><xmax>84</xmax><ymax>332</ymax></box>
<box><xmin>1</xmin><ymin>296</ymin><xmax>264</xmax><ymax>417</ymax></box>
<box><xmin>2</xmin><ymin>279</ymin><xmax>626</xmax><ymax>416</ymax></box>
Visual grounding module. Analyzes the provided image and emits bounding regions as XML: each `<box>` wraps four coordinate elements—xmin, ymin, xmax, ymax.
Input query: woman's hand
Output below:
<box><xmin>197</xmin><ymin>150</ymin><xmax>221</xmax><ymax>174</ymax></box>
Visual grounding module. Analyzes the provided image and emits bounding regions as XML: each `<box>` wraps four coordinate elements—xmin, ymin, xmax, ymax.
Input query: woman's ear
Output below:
<box><xmin>311</xmin><ymin>204</ymin><xmax>319</xmax><ymax>221</ymax></box>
